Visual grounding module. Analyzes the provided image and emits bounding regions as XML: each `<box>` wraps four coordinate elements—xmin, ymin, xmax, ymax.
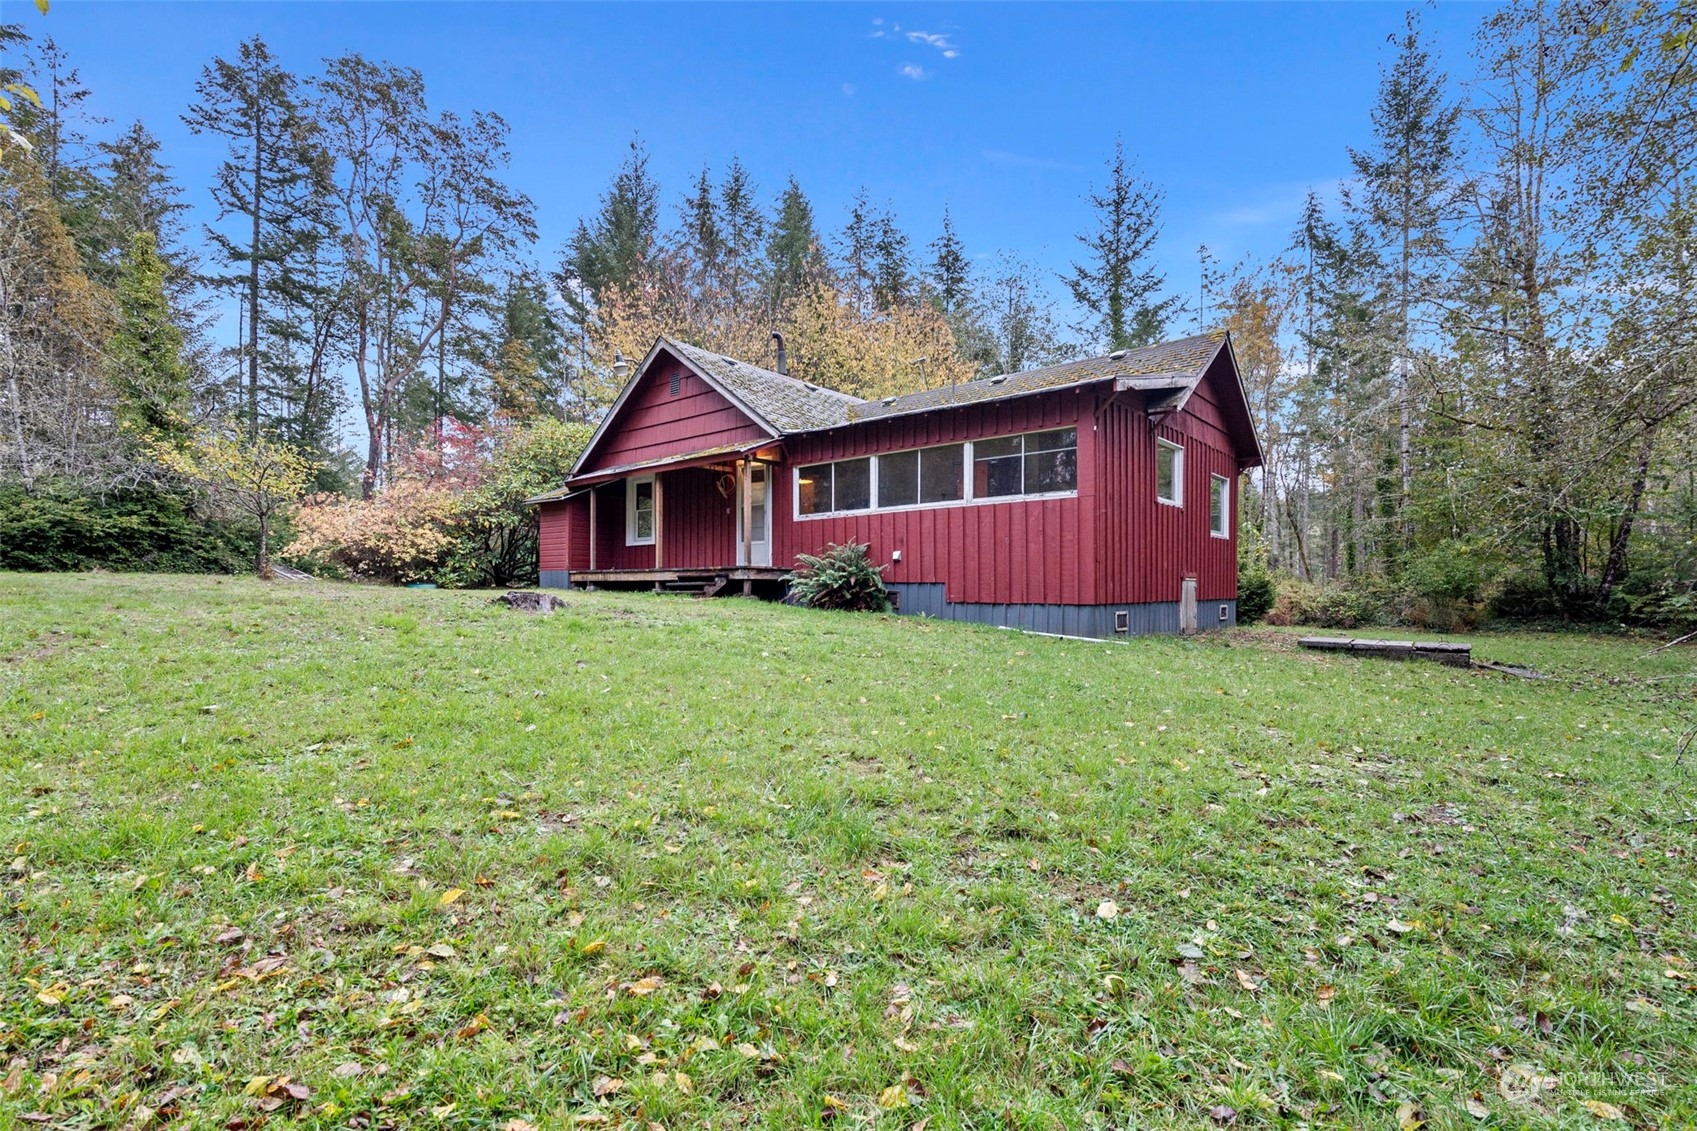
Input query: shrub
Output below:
<box><xmin>789</xmin><ymin>542</ymin><xmax>890</xmax><ymax>612</ymax></box>
<box><xmin>0</xmin><ymin>483</ymin><xmax>250</xmax><ymax>573</ymax></box>
<box><xmin>1236</xmin><ymin>554</ymin><xmax>1276</xmax><ymax>625</ymax></box>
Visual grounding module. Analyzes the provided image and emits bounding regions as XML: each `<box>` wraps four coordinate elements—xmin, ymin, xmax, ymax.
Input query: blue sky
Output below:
<box><xmin>21</xmin><ymin>1</ymin><xmax>1485</xmax><ymax>333</ymax></box>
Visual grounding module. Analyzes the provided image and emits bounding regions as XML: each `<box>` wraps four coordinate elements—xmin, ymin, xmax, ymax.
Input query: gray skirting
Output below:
<box><xmin>886</xmin><ymin>583</ymin><xmax>1236</xmax><ymax>638</ymax></box>
<box><xmin>539</xmin><ymin>570</ymin><xmax>572</xmax><ymax>589</ymax></box>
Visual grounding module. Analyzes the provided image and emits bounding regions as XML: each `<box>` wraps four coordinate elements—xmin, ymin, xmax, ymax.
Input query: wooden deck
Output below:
<box><xmin>568</xmin><ymin>566</ymin><xmax>792</xmax><ymax>597</ymax></box>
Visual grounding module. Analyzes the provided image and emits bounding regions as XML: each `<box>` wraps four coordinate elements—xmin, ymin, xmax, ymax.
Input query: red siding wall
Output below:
<box><xmin>1092</xmin><ymin>358</ymin><xmax>1239</xmax><ymax>605</ymax></box>
<box><xmin>569</xmin><ymin>468</ymin><xmax>739</xmax><ymax>570</ymax></box>
<box><xmin>584</xmin><ymin>360</ymin><xmax>768</xmax><ymax>472</ymax></box>
<box><xmin>537</xmin><ymin>498</ymin><xmax>590</xmax><ymax>572</ymax></box>
<box><xmin>772</xmin><ymin>389</ymin><xmax>1096</xmax><ymax>606</ymax></box>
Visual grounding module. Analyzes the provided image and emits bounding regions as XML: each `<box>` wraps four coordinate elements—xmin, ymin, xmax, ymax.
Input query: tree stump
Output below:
<box><xmin>493</xmin><ymin>591</ymin><xmax>562</xmax><ymax>614</ymax></box>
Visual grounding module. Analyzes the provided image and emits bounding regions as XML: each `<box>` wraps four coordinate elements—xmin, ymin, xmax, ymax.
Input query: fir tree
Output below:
<box><xmin>928</xmin><ymin>207</ymin><xmax>971</xmax><ymax>314</ymax></box>
<box><xmin>719</xmin><ymin>157</ymin><xmax>765</xmax><ymax>305</ymax></box>
<box><xmin>871</xmin><ymin>208</ymin><xmax>912</xmax><ymax>311</ymax></box>
<box><xmin>1346</xmin><ymin>8</ymin><xmax>1463</xmax><ymax>548</ymax></box>
<box><xmin>681</xmin><ymin>164</ymin><xmax>721</xmax><ymax>288</ymax></box>
<box><xmin>109</xmin><ymin>231</ymin><xmax>193</xmax><ymax>444</ymax></box>
<box><xmin>1065</xmin><ymin>138</ymin><xmax>1176</xmax><ymax>349</ymax></box>
<box><xmin>183</xmin><ymin>35</ymin><xmax>329</xmax><ymax>438</ymax></box>
<box><xmin>765</xmin><ymin>175</ymin><xmax>825</xmax><ymax>309</ymax></box>
<box><xmin>556</xmin><ymin>136</ymin><xmax>660</xmax><ymax>326</ymax></box>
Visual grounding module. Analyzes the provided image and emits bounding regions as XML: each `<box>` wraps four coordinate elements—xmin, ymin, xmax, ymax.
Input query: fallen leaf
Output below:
<box><xmin>1209</xmin><ymin>1105</ymin><xmax>1237</xmax><ymax>1125</ymax></box>
<box><xmin>625</xmin><ymin>976</ymin><xmax>664</xmax><ymax>996</ymax></box>
<box><xmin>438</xmin><ymin>888</ymin><xmax>465</xmax><ymax>907</ymax></box>
<box><xmin>674</xmin><ymin>1071</ymin><xmax>692</xmax><ymax>1094</ymax></box>
<box><xmin>1580</xmin><ymin>1100</ymin><xmax>1625</xmax><ymax>1121</ymax></box>
<box><xmin>1396</xmin><ymin>1101</ymin><xmax>1424</xmax><ymax>1131</ymax></box>
<box><xmin>504</xmin><ymin>1121</ymin><xmax>538</xmax><ymax>1131</ymax></box>
<box><xmin>1234</xmin><ymin>969</ymin><xmax>1260</xmax><ymax>992</ymax></box>
<box><xmin>878</xmin><ymin>1083</ymin><xmax>908</xmax><ymax>1109</ymax></box>
<box><xmin>591</xmin><ymin>1075</ymin><xmax>624</xmax><ymax>1097</ymax></box>
<box><xmin>1464</xmin><ymin>1097</ymin><xmax>1489</xmax><ymax>1119</ymax></box>
<box><xmin>1096</xmin><ymin>900</ymin><xmax>1119</xmax><ymax>920</ymax></box>
<box><xmin>331</xmin><ymin>1063</ymin><xmax>363</xmax><ymax>1078</ymax></box>
<box><xmin>456</xmin><ymin>1012</ymin><xmax>490</xmax><ymax>1040</ymax></box>
<box><xmin>1386</xmin><ymin>918</ymin><xmax>1415</xmax><ymax>935</ymax></box>
<box><xmin>425</xmin><ymin>943</ymin><xmax>457</xmax><ymax>959</ymax></box>
<box><xmin>580</xmin><ymin>939</ymin><xmax>606</xmax><ymax>956</ymax></box>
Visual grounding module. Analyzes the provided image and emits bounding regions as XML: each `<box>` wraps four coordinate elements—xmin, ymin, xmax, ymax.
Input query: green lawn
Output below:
<box><xmin>1</xmin><ymin>573</ymin><xmax>1693</xmax><ymax>1130</ymax></box>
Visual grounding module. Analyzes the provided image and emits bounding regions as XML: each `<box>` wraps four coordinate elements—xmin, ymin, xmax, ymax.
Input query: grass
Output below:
<box><xmin>0</xmin><ymin>572</ymin><xmax>1693</xmax><ymax>1130</ymax></box>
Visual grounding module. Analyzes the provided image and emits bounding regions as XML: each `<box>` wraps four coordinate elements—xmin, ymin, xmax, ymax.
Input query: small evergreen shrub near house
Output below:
<box><xmin>1236</xmin><ymin>545</ymin><xmax>1276</xmax><ymax>625</ymax></box>
<box><xmin>789</xmin><ymin>542</ymin><xmax>890</xmax><ymax>612</ymax></box>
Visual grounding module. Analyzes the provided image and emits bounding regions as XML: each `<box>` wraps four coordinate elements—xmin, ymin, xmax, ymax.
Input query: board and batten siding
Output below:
<box><xmin>537</xmin><ymin>497</ymin><xmax>587</xmax><ymax>573</ymax></box>
<box><xmin>583</xmin><ymin>360</ymin><xmax>768</xmax><ymax>473</ymax></box>
<box><xmin>771</xmin><ymin>388</ymin><xmax>1097</xmax><ymax>607</ymax></box>
<box><xmin>1092</xmin><ymin>359</ymin><xmax>1240</xmax><ymax>607</ymax></box>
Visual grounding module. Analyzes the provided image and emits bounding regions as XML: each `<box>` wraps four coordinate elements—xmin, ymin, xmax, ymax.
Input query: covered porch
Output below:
<box><xmin>532</xmin><ymin>442</ymin><xmax>787</xmax><ymax>597</ymax></box>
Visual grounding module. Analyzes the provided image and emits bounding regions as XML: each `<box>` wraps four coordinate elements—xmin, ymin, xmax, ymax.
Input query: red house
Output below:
<box><xmin>529</xmin><ymin>332</ymin><xmax>1263</xmax><ymax>636</ymax></box>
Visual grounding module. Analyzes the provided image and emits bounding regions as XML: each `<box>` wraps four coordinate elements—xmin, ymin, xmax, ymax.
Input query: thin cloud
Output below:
<box><xmin>899</xmin><ymin>63</ymin><xmax>930</xmax><ymax>81</ymax></box>
<box><xmin>906</xmin><ymin>29</ymin><xmax>960</xmax><ymax>59</ymax></box>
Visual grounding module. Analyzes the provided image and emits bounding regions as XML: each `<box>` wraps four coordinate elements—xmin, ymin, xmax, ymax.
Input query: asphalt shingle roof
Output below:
<box><xmin>665</xmin><ymin>339</ymin><xmax>859</xmax><ymax>433</ymax></box>
<box><xmin>669</xmin><ymin>332</ymin><xmax>1227</xmax><ymax>430</ymax></box>
<box><xmin>844</xmin><ymin>332</ymin><xmax>1227</xmax><ymax>423</ymax></box>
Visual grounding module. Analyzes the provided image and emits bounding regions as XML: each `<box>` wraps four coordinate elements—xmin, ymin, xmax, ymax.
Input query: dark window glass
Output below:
<box><xmin>632</xmin><ymin>480</ymin><xmax>655</xmax><ymax>540</ymax></box>
<box><xmin>1027</xmin><ymin>427</ymin><xmax>1076</xmax><ymax>454</ymax></box>
<box><xmin>920</xmin><ymin>444</ymin><xmax>965</xmax><ymax>503</ymax></box>
<box><xmin>1025</xmin><ymin>448</ymin><xmax>1077</xmax><ymax>493</ymax></box>
<box><xmin>975</xmin><ymin>455</ymin><xmax>1023</xmax><ymax>496</ymax></box>
<box><xmin>1210</xmin><ymin>475</ymin><xmax>1228</xmax><ymax>534</ymax></box>
<box><xmin>974</xmin><ymin>435</ymin><xmax>1022</xmax><ymax>459</ymax></box>
<box><xmin>834</xmin><ymin>457</ymin><xmax>872</xmax><ymax>511</ymax></box>
<box><xmin>877</xmin><ymin>450</ymin><xmax>919</xmax><ymax>508</ymax></box>
<box><xmin>797</xmin><ymin>464</ymin><xmax>831</xmax><ymax>515</ymax></box>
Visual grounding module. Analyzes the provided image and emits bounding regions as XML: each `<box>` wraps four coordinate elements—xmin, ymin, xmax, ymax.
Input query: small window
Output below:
<box><xmin>1156</xmin><ymin>439</ymin><xmax>1183</xmax><ymax>506</ymax></box>
<box><xmin>1210</xmin><ymin>474</ymin><xmax>1230</xmax><ymax>537</ymax></box>
<box><xmin>797</xmin><ymin>463</ymin><xmax>832</xmax><ymax>515</ymax></box>
<box><xmin>627</xmin><ymin>476</ymin><xmax>655</xmax><ymax>544</ymax></box>
<box><xmin>973</xmin><ymin>435</ymin><xmax>1024</xmax><ymax>498</ymax></box>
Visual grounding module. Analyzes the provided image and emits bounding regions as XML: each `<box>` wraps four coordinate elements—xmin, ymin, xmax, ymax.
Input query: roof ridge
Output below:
<box><xmin>664</xmin><ymin>337</ymin><xmax>866</xmax><ymax>404</ymax></box>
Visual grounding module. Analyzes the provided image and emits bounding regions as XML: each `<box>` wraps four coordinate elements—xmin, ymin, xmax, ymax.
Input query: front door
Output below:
<box><xmin>737</xmin><ymin>463</ymin><xmax>771</xmax><ymax>567</ymax></box>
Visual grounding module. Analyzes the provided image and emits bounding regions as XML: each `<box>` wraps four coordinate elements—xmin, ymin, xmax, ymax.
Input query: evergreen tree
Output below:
<box><xmin>21</xmin><ymin>36</ymin><xmax>103</xmax><ymax>231</ymax></box>
<box><xmin>765</xmin><ymin>175</ymin><xmax>825</xmax><ymax>309</ymax></box>
<box><xmin>183</xmin><ymin>35</ymin><xmax>329</xmax><ymax>437</ymax></box>
<box><xmin>109</xmin><ymin>231</ymin><xmax>192</xmax><ymax>444</ymax></box>
<box><xmin>1345</xmin><ymin>7</ymin><xmax>1463</xmax><ymax>548</ymax></box>
<box><xmin>1065</xmin><ymin>138</ymin><xmax>1176</xmax><ymax>349</ymax></box>
<box><xmin>871</xmin><ymin>208</ymin><xmax>912</xmax><ymax>311</ymax></box>
<box><xmin>719</xmin><ymin>157</ymin><xmax>765</xmax><ymax>305</ymax></box>
<box><xmin>839</xmin><ymin>188</ymin><xmax>877</xmax><ymax>315</ymax></box>
<box><xmin>556</xmin><ymin>136</ymin><xmax>660</xmax><ymax>326</ymax></box>
<box><xmin>681</xmin><ymin>164</ymin><xmax>721</xmax><ymax>289</ymax></box>
<box><xmin>928</xmin><ymin>207</ymin><xmax>971</xmax><ymax>314</ymax></box>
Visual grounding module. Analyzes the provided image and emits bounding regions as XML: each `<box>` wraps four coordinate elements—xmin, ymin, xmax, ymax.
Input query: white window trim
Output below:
<box><xmin>1209</xmin><ymin>473</ymin><xmax>1231</xmax><ymax>538</ymax></box>
<box><xmin>792</xmin><ymin>433</ymin><xmax>1081</xmax><ymax>522</ymax></box>
<box><xmin>626</xmin><ymin>474</ymin><xmax>655</xmax><ymax>545</ymax></box>
<box><xmin>1156</xmin><ymin>439</ymin><xmax>1184</xmax><ymax>507</ymax></box>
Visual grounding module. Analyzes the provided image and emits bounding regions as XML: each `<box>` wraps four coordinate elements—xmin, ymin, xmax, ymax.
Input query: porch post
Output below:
<box><xmin>741</xmin><ymin>459</ymin><xmax>754</xmax><ymax>595</ymax></box>
<box><xmin>653</xmin><ymin>473</ymin><xmax>664</xmax><ymax>589</ymax></box>
<box><xmin>588</xmin><ymin>486</ymin><xmax>597</xmax><ymax>572</ymax></box>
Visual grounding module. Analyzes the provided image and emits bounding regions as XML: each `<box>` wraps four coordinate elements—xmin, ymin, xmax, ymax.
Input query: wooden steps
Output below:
<box><xmin>1298</xmin><ymin>636</ymin><xmax>1472</xmax><ymax>667</ymax></box>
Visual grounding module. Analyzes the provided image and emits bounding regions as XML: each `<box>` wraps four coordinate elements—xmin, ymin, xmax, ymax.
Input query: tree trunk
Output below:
<box><xmin>248</xmin><ymin>87</ymin><xmax>264</xmax><ymax>439</ymax></box>
<box><xmin>1596</xmin><ymin>434</ymin><xmax>1656</xmax><ymax>609</ymax></box>
<box><xmin>257</xmin><ymin>510</ymin><xmax>272</xmax><ymax>578</ymax></box>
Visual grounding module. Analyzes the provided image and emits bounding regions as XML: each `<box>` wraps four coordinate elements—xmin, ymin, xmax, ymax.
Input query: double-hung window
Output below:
<box><xmin>1156</xmin><ymin>439</ymin><xmax>1184</xmax><ymax>507</ymax></box>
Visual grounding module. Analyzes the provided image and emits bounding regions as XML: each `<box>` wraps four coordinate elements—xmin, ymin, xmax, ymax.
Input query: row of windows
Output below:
<box><xmin>797</xmin><ymin>429</ymin><xmax>1079</xmax><ymax>516</ymax></box>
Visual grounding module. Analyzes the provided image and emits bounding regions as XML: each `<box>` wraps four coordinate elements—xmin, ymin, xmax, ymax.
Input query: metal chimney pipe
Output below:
<box><xmin>770</xmin><ymin>331</ymin><xmax>788</xmax><ymax>376</ymax></box>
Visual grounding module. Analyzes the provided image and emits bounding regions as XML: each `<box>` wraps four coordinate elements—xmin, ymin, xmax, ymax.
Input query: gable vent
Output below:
<box><xmin>669</xmin><ymin>372</ymin><xmax>682</xmax><ymax>396</ymax></box>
